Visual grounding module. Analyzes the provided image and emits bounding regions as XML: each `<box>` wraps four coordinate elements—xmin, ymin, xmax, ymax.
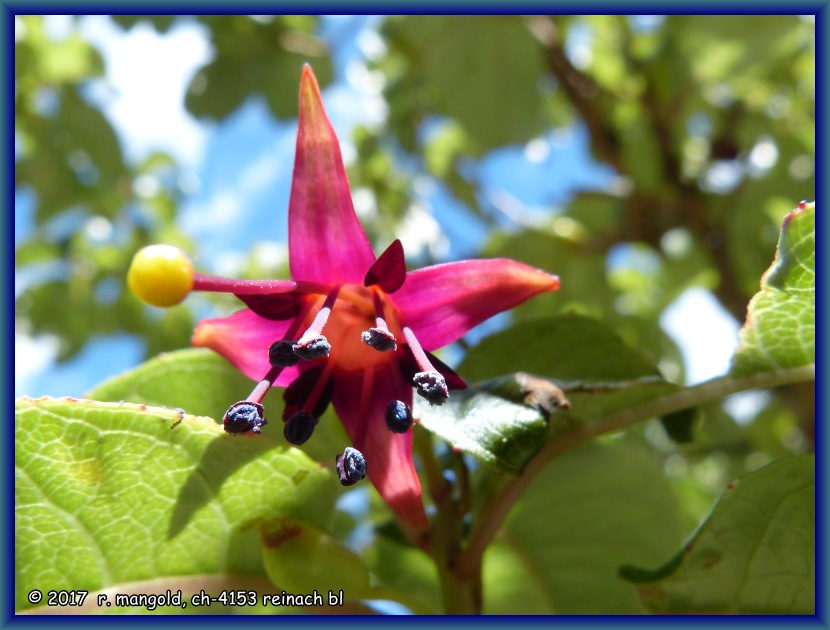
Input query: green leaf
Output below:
<box><xmin>185</xmin><ymin>16</ymin><xmax>332</xmax><ymax>121</ymax></box>
<box><xmin>461</xmin><ymin>314</ymin><xmax>662</xmax><ymax>382</ymax></box>
<box><xmin>660</xmin><ymin>407</ymin><xmax>699</xmax><ymax>444</ymax></box>
<box><xmin>15</xmin><ymin>397</ymin><xmax>335</xmax><ymax>612</ymax></box>
<box><xmin>419</xmin><ymin>316</ymin><xmax>681</xmax><ymax>472</ymax></box>
<box><xmin>111</xmin><ymin>15</ymin><xmax>178</xmax><ymax>33</ymax></box>
<box><xmin>15</xmin><ymin>17</ymin><xmax>105</xmax><ymax>85</ymax></box>
<box><xmin>481</xmin><ymin>543</ymin><xmax>555</xmax><ymax>614</ymax></box>
<box><xmin>460</xmin><ymin>315</ymin><xmax>679</xmax><ymax>426</ymax></box>
<box><xmin>88</xmin><ymin>348</ymin><xmax>352</xmax><ymax>470</ymax></box>
<box><xmin>731</xmin><ymin>202</ymin><xmax>815</xmax><ymax>376</ymax></box>
<box><xmin>415</xmin><ymin>373</ymin><xmax>565</xmax><ymax>475</ymax></box>
<box><xmin>16</xmin><ymin>87</ymin><xmax>127</xmax><ymax>223</ymax></box>
<box><xmin>364</xmin><ymin>534</ymin><xmax>442</xmax><ymax>614</ymax></box>
<box><xmin>486</xmin><ymin>439</ymin><xmax>685</xmax><ymax>613</ymax></box>
<box><xmin>87</xmin><ymin>348</ymin><xmax>256</xmax><ymax>420</ymax></box>
<box><xmin>381</xmin><ymin>16</ymin><xmax>547</xmax><ymax>152</ymax></box>
<box><xmin>621</xmin><ymin>455</ymin><xmax>814</xmax><ymax>614</ymax></box>
<box><xmin>260</xmin><ymin>518</ymin><xmax>370</xmax><ymax>601</ymax></box>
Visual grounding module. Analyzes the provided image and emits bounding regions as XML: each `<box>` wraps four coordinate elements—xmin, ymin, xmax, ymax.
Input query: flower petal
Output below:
<box><xmin>282</xmin><ymin>364</ymin><xmax>333</xmax><ymax>420</ymax></box>
<box><xmin>364</xmin><ymin>239</ymin><xmax>407</xmax><ymax>293</ymax></box>
<box><xmin>331</xmin><ymin>365</ymin><xmax>429</xmax><ymax>531</ymax></box>
<box><xmin>236</xmin><ymin>292</ymin><xmax>306</xmax><ymax>321</ymax></box>
<box><xmin>192</xmin><ymin>309</ymin><xmax>301</xmax><ymax>386</ymax></box>
<box><xmin>393</xmin><ymin>258</ymin><xmax>560</xmax><ymax>350</ymax></box>
<box><xmin>288</xmin><ymin>65</ymin><xmax>376</xmax><ymax>285</ymax></box>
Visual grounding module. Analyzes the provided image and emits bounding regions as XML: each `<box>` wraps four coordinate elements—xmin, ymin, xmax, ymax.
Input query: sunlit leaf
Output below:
<box><xmin>260</xmin><ymin>518</ymin><xmax>370</xmax><ymax>602</ymax></box>
<box><xmin>621</xmin><ymin>455</ymin><xmax>814</xmax><ymax>614</ymax></box>
<box><xmin>15</xmin><ymin>16</ymin><xmax>105</xmax><ymax>85</ymax></box>
<box><xmin>15</xmin><ymin>397</ymin><xmax>336</xmax><ymax>612</ymax></box>
<box><xmin>364</xmin><ymin>534</ymin><xmax>442</xmax><ymax>614</ymax></box>
<box><xmin>89</xmin><ymin>348</ymin><xmax>351</xmax><ymax>468</ymax></box>
<box><xmin>731</xmin><ymin>202</ymin><xmax>815</xmax><ymax>376</ymax></box>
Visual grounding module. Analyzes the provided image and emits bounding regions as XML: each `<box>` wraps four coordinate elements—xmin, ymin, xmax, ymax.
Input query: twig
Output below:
<box><xmin>456</xmin><ymin>364</ymin><xmax>815</xmax><ymax>577</ymax></box>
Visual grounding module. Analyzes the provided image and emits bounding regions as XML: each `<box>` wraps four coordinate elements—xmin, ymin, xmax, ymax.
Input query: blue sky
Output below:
<box><xmin>14</xmin><ymin>15</ymin><xmax>744</xmax><ymax>401</ymax></box>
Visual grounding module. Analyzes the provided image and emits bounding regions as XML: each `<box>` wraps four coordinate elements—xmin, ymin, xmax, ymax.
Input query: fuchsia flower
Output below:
<box><xmin>130</xmin><ymin>66</ymin><xmax>559</xmax><ymax>530</ymax></box>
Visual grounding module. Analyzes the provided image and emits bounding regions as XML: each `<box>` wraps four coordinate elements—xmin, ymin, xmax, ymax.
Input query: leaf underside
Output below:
<box><xmin>620</xmin><ymin>455</ymin><xmax>815</xmax><ymax>614</ymax></box>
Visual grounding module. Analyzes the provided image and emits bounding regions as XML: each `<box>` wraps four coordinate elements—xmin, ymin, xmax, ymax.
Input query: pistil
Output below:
<box><xmin>192</xmin><ymin>273</ymin><xmax>329</xmax><ymax>296</ymax></box>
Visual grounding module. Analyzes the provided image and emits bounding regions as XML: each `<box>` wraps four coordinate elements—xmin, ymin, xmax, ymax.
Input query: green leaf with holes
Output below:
<box><xmin>731</xmin><ymin>202</ymin><xmax>815</xmax><ymax>376</ymax></box>
<box><xmin>620</xmin><ymin>455</ymin><xmax>814</xmax><ymax>614</ymax></box>
<box><xmin>15</xmin><ymin>396</ymin><xmax>335</xmax><ymax>613</ymax></box>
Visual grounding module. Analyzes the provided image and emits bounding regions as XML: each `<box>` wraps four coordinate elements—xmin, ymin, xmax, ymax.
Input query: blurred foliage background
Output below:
<box><xmin>15</xmin><ymin>14</ymin><xmax>814</xmax><ymax>529</ymax></box>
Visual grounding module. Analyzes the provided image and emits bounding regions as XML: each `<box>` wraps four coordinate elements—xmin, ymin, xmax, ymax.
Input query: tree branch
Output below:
<box><xmin>455</xmin><ymin>363</ymin><xmax>815</xmax><ymax>578</ymax></box>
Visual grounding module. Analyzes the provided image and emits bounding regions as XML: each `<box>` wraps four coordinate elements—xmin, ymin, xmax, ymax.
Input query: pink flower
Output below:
<box><xmin>135</xmin><ymin>66</ymin><xmax>559</xmax><ymax>530</ymax></box>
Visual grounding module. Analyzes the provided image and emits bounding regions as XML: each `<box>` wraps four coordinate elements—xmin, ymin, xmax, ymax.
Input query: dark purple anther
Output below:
<box><xmin>385</xmin><ymin>400</ymin><xmax>413</xmax><ymax>433</ymax></box>
<box><xmin>336</xmin><ymin>447</ymin><xmax>367</xmax><ymax>486</ymax></box>
<box><xmin>269</xmin><ymin>340</ymin><xmax>300</xmax><ymax>367</ymax></box>
<box><xmin>413</xmin><ymin>371</ymin><xmax>448</xmax><ymax>406</ymax></box>
<box><xmin>293</xmin><ymin>335</ymin><xmax>331</xmax><ymax>361</ymax></box>
<box><xmin>361</xmin><ymin>327</ymin><xmax>397</xmax><ymax>352</ymax></box>
<box><xmin>223</xmin><ymin>401</ymin><xmax>267</xmax><ymax>435</ymax></box>
<box><xmin>284</xmin><ymin>410</ymin><xmax>319</xmax><ymax>445</ymax></box>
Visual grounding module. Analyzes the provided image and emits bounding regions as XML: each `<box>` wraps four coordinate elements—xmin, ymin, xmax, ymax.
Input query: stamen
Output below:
<box><xmin>293</xmin><ymin>336</ymin><xmax>331</xmax><ymax>361</ymax></box>
<box><xmin>284</xmin><ymin>410</ymin><xmax>319</xmax><ymax>445</ymax></box>
<box><xmin>336</xmin><ymin>447</ymin><xmax>367</xmax><ymax>486</ymax></box>
<box><xmin>402</xmin><ymin>326</ymin><xmax>449</xmax><ymax>405</ymax></box>
<box><xmin>362</xmin><ymin>291</ymin><xmax>397</xmax><ymax>351</ymax></box>
<box><xmin>223</xmin><ymin>305</ymin><xmax>312</xmax><ymax>435</ymax></box>
<box><xmin>362</xmin><ymin>328</ymin><xmax>396</xmax><ymax>351</ymax></box>
<box><xmin>224</xmin><ymin>401</ymin><xmax>267</xmax><ymax>434</ymax></box>
<box><xmin>385</xmin><ymin>400</ymin><xmax>413</xmax><ymax>434</ymax></box>
<box><xmin>269</xmin><ymin>340</ymin><xmax>300</xmax><ymax>367</ymax></box>
<box><xmin>413</xmin><ymin>372</ymin><xmax>448</xmax><ymax>406</ymax></box>
<box><xmin>294</xmin><ymin>287</ymin><xmax>340</xmax><ymax>360</ymax></box>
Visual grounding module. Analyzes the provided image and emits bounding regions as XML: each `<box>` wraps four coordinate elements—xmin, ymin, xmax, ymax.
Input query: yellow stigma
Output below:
<box><xmin>127</xmin><ymin>244</ymin><xmax>194</xmax><ymax>307</ymax></box>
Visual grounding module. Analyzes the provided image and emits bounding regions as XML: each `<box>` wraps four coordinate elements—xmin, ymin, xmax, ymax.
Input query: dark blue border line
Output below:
<box><xmin>814</xmin><ymin>2</ymin><xmax>827</xmax><ymax>627</ymax></box>
<box><xmin>5</xmin><ymin>1</ymin><xmax>17</xmax><ymax>626</ymax></box>
<box><xmin>1</xmin><ymin>2</ymin><xmax>829</xmax><ymax>14</ymax></box>
<box><xmin>5</xmin><ymin>6</ymin><xmax>825</xmax><ymax>627</ymax></box>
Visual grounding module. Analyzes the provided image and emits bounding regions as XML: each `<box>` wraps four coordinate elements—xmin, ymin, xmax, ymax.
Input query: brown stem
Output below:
<box><xmin>526</xmin><ymin>16</ymin><xmax>624</xmax><ymax>173</ymax></box>
<box><xmin>414</xmin><ymin>427</ymin><xmax>482</xmax><ymax>614</ymax></box>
